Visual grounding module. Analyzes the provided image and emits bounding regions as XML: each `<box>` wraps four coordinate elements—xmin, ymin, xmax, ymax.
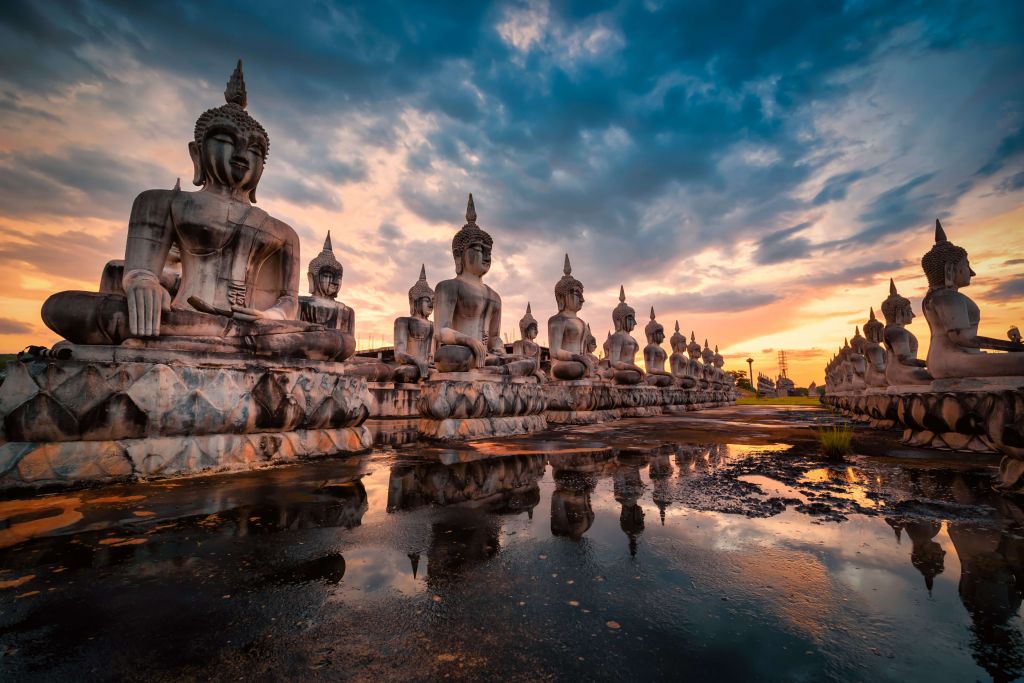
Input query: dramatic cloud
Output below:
<box><xmin>0</xmin><ymin>318</ymin><xmax>33</xmax><ymax>335</ymax></box>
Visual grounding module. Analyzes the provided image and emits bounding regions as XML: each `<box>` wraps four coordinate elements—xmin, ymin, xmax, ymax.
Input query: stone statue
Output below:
<box><xmin>431</xmin><ymin>194</ymin><xmax>537</xmax><ymax>377</ymax></box>
<box><xmin>604</xmin><ymin>287</ymin><xmax>645</xmax><ymax>385</ymax></box>
<box><xmin>668</xmin><ymin>321</ymin><xmax>698</xmax><ymax>389</ymax></box>
<box><xmin>713</xmin><ymin>345</ymin><xmax>730</xmax><ymax>388</ymax></box>
<box><xmin>701</xmin><ymin>340</ymin><xmax>718</xmax><ymax>389</ymax></box>
<box><xmin>393</xmin><ymin>265</ymin><xmax>435</xmax><ymax>383</ymax></box>
<box><xmin>40</xmin><ymin>61</ymin><xmax>342</xmax><ymax>359</ymax></box>
<box><xmin>298</xmin><ymin>232</ymin><xmax>356</xmax><ymax>360</ymax></box>
<box><xmin>921</xmin><ymin>220</ymin><xmax>1024</xmax><ymax>378</ymax></box>
<box><xmin>513</xmin><ymin>303</ymin><xmax>547</xmax><ymax>383</ymax></box>
<box><xmin>848</xmin><ymin>327</ymin><xmax>868</xmax><ymax>391</ymax></box>
<box><xmin>642</xmin><ymin>307</ymin><xmax>674</xmax><ymax>387</ymax></box>
<box><xmin>863</xmin><ymin>307</ymin><xmax>888</xmax><ymax>388</ymax></box>
<box><xmin>547</xmin><ymin>255</ymin><xmax>594</xmax><ymax>380</ymax></box>
<box><xmin>687</xmin><ymin>332</ymin><xmax>706</xmax><ymax>388</ymax></box>
<box><xmin>881</xmin><ymin>278</ymin><xmax>932</xmax><ymax>385</ymax></box>
<box><xmin>583</xmin><ymin>324</ymin><xmax>600</xmax><ymax>372</ymax></box>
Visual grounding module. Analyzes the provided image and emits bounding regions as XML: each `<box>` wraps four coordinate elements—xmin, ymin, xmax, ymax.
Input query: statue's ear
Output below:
<box><xmin>944</xmin><ymin>262</ymin><xmax>956</xmax><ymax>288</ymax></box>
<box><xmin>307</xmin><ymin>271</ymin><xmax>316</xmax><ymax>296</ymax></box>
<box><xmin>249</xmin><ymin>188</ymin><xmax>257</xmax><ymax>203</ymax></box>
<box><xmin>188</xmin><ymin>141</ymin><xmax>204</xmax><ymax>187</ymax></box>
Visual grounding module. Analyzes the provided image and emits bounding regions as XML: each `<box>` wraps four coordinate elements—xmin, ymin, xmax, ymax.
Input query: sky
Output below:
<box><xmin>0</xmin><ymin>0</ymin><xmax>1022</xmax><ymax>386</ymax></box>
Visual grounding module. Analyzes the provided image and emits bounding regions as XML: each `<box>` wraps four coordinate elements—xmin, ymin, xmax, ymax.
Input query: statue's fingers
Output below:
<box><xmin>127</xmin><ymin>289</ymin><xmax>139</xmax><ymax>336</ymax></box>
<box><xmin>161</xmin><ymin>287</ymin><xmax>171</xmax><ymax>312</ymax></box>
<box><xmin>142</xmin><ymin>289</ymin><xmax>153</xmax><ymax>336</ymax></box>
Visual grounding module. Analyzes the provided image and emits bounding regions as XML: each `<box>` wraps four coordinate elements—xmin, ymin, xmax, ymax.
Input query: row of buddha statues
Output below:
<box><xmin>37</xmin><ymin>61</ymin><xmax>734</xmax><ymax>393</ymax></box>
<box><xmin>824</xmin><ymin>220</ymin><xmax>1023</xmax><ymax>395</ymax></box>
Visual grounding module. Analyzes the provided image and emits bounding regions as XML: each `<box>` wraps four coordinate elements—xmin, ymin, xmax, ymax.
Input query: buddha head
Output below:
<box><xmin>921</xmin><ymin>219</ymin><xmax>974</xmax><ymax>290</ymax></box>
<box><xmin>408</xmin><ymin>264</ymin><xmax>435</xmax><ymax>317</ymax></box>
<box><xmin>714</xmin><ymin>345</ymin><xmax>725</xmax><ymax>369</ymax></box>
<box><xmin>584</xmin><ymin>324</ymin><xmax>597</xmax><ymax>354</ymax></box>
<box><xmin>452</xmin><ymin>194</ymin><xmax>493</xmax><ymax>276</ymax></box>
<box><xmin>701</xmin><ymin>340</ymin><xmax>715</xmax><ymax>364</ymax></box>
<box><xmin>554</xmin><ymin>254</ymin><xmax>584</xmax><ymax>313</ymax></box>
<box><xmin>670</xmin><ymin>321</ymin><xmax>687</xmax><ymax>353</ymax></box>
<box><xmin>850</xmin><ymin>326</ymin><xmax>866</xmax><ymax>354</ymax></box>
<box><xmin>603</xmin><ymin>330</ymin><xmax>613</xmax><ymax>358</ymax></box>
<box><xmin>687</xmin><ymin>332</ymin><xmax>701</xmax><ymax>360</ymax></box>
<box><xmin>519</xmin><ymin>303</ymin><xmax>538</xmax><ymax>340</ymax></box>
<box><xmin>612</xmin><ymin>286</ymin><xmax>636</xmax><ymax>332</ymax></box>
<box><xmin>307</xmin><ymin>232</ymin><xmax>342</xmax><ymax>299</ymax></box>
<box><xmin>863</xmin><ymin>307</ymin><xmax>884</xmax><ymax>343</ymax></box>
<box><xmin>881</xmin><ymin>278</ymin><xmax>914</xmax><ymax>326</ymax></box>
<box><xmin>190</xmin><ymin>61</ymin><xmax>269</xmax><ymax>203</ymax></box>
<box><xmin>644</xmin><ymin>307</ymin><xmax>664</xmax><ymax>345</ymax></box>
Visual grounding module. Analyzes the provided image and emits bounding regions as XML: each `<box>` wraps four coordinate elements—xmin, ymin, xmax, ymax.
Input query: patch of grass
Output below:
<box><xmin>816</xmin><ymin>425</ymin><xmax>853</xmax><ymax>457</ymax></box>
<box><xmin>735</xmin><ymin>396</ymin><xmax>821</xmax><ymax>406</ymax></box>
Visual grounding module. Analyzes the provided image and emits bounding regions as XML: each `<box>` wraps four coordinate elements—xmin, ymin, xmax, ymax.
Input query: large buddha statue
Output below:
<box><xmin>546</xmin><ymin>255</ymin><xmax>593</xmax><ymax>381</ymax></box>
<box><xmin>862</xmin><ymin>308</ymin><xmax>888</xmax><ymax>388</ymax></box>
<box><xmin>432</xmin><ymin>194</ymin><xmax>537</xmax><ymax>378</ymax></box>
<box><xmin>881</xmin><ymin>278</ymin><xmax>932</xmax><ymax>386</ymax></box>
<box><xmin>713</xmin><ymin>346</ymin><xmax>730</xmax><ymax>388</ymax></box>
<box><xmin>920</xmin><ymin>220</ymin><xmax>1024</xmax><ymax>378</ymax></box>
<box><xmin>393</xmin><ymin>265</ymin><xmax>435</xmax><ymax>383</ymax></box>
<box><xmin>642</xmin><ymin>307</ymin><xmax>674</xmax><ymax>387</ymax></box>
<box><xmin>604</xmin><ymin>287</ymin><xmax>645</xmax><ymax>385</ymax></box>
<box><xmin>668</xmin><ymin>322</ymin><xmax>698</xmax><ymax>389</ymax></box>
<box><xmin>40</xmin><ymin>62</ymin><xmax>342</xmax><ymax>359</ymax></box>
<box><xmin>298</xmin><ymin>232</ymin><xmax>356</xmax><ymax>360</ymax></box>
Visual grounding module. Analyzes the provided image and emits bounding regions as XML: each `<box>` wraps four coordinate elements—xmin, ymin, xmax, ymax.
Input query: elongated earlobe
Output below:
<box><xmin>188</xmin><ymin>141</ymin><xmax>205</xmax><ymax>187</ymax></box>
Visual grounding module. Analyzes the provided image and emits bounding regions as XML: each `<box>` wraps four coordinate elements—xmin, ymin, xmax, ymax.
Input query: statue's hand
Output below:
<box><xmin>124</xmin><ymin>270</ymin><xmax>170</xmax><ymax>337</ymax></box>
<box><xmin>230</xmin><ymin>305</ymin><xmax>266</xmax><ymax>323</ymax></box>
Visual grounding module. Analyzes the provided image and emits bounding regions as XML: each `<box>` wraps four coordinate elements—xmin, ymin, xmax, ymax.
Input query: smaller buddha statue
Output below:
<box><xmin>642</xmin><ymin>307</ymin><xmax>674</xmax><ymax>387</ymax></box>
<box><xmin>920</xmin><ymin>220</ymin><xmax>1024</xmax><ymax>378</ymax></box>
<box><xmin>298</xmin><ymin>232</ymin><xmax>356</xmax><ymax>361</ymax></box>
<box><xmin>604</xmin><ymin>287</ymin><xmax>645</xmax><ymax>385</ymax></box>
<box><xmin>881</xmin><ymin>278</ymin><xmax>932</xmax><ymax>385</ymax></box>
<box><xmin>713</xmin><ymin>346</ymin><xmax>730</xmax><ymax>388</ymax></box>
<box><xmin>686</xmin><ymin>332</ymin><xmax>707</xmax><ymax>389</ymax></box>
<box><xmin>848</xmin><ymin>327</ymin><xmax>868</xmax><ymax>391</ymax></box>
<box><xmin>862</xmin><ymin>308</ymin><xmax>888</xmax><ymax>388</ymax></box>
<box><xmin>582</xmin><ymin>324</ymin><xmax>600</xmax><ymax>374</ymax></box>
<box><xmin>701</xmin><ymin>340</ymin><xmax>718</xmax><ymax>389</ymax></box>
<box><xmin>547</xmin><ymin>255</ymin><xmax>592</xmax><ymax>381</ymax></box>
<box><xmin>513</xmin><ymin>303</ymin><xmax>547</xmax><ymax>383</ymax></box>
<box><xmin>393</xmin><ymin>265</ymin><xmax>435</xmax><ymax>383</ymax></box>
<box><xmin>432</xmin><ymin>195</ymin><xmax>537</xmax><ymax>377</ymax></box>
<box><xmin>668</xmin><ymin>321</ymin><xmax>698</xmax><ymax>389</ymax></box>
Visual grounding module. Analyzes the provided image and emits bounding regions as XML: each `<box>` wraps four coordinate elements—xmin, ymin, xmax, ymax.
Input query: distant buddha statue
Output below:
<box><xmin>686</xmin><ymin>332</ymin><xmax>706</xmax><ymax>388</ymax></box>
<box><xmin>847</xmin><ymin>327</ymin><xmax>868</xmax><ymax>391</ymax></box>
<box><xmin>642</xmin><ymin>307</ymin><xmax>674</xmax><ymax>387</ymax></box>
<box><xmin>40</xmin><ymin>61</ymin><xmax>342</xmax><ymax>359</ymax></box>
<box><xmin>881</xmin><ymin>278</ymin><xmax>932</xmax><ymax>385</ymax></box>
<box><xmin>298</xmin><ymin>232</ymin><xmax>356</xmax><ymax>360</ymax></box>
<box><xmin>393</xmin><ymin>265</ymin><xmax>435</xmax><ymax>383</ymax></box>
<box><xmin>604</xmin><ymin>287</ymin><xmax>645</xmax><ymax>385</ymax></box>
<box><xmin>701</xmin><ymin>340</ymin><xmax>718</xmax><ymax>389</ymax></box>
<box><xmin>713</xmin><ymin>346</ymin><xmax>730</xmax><ymax>388</ymax></box>
<box><xmin>668</xmin><ymin>321</ymin><xmax>698</xmax><ymax>389</ymax></box>
<box><xmin>513</xmin><ymin>303</ymin><xmax>547</xmax><ymax>383</ymax></box>
<box><xmin>432</xmin><ymin>194</ymin><xmax>537</xmax><ymax>377</ymax></box>
<box><xmin>920</xmin><ymin>220</ymin><xmax>1024</xmax><ymax>378</ymax></box>
<box><xmin>862</xmin><ymin>308</ymin><xmax>888</xmax><ymax>388</ymax></box>
<box><xmin>547</xmin><ymin>255</ymin><xmax>593</xmax><ymax>381</ymax></box>
<box><xmin>582</xmin><ymin>324</ymin><xmax>600</xmax><ymax>374</ymax></box>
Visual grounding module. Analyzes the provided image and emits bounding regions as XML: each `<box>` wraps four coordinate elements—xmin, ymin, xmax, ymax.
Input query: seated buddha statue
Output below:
<box><xmin>393</xmin><ymin>265</ymin><xmax>435</xmax><ymax>383</ymax></box>
<box><xmin>881</xmin><ymin>278</ymin><xmax>932</xmax><ymax>385</ymax></box>
<box><xmin>686</xmin><ymin>332</ymin><xmax>707</xmax><ymax>388</ymax></box>
<box><xmin>513</xmin><ymin>303</ymin><xmax>547</xmax><ymax>383</ymax></box>
<box><xmin>642</xmin><ymin>307</ymin><xmax>674</xmax><ymax>387</ymax></box>
<box><xmin>546</xmin><ymin>255</ymin><xmax>593</xmax><ymax>381</ymax></box>
<box><xmin>40</xmin><ymin>62</ymin><xmax>342</xmax><ymax>360</ymax></box>
<box><xmin>431</xmin><ymin>194</ymin><xmax>537</xmax><ymax>378</ymax></box>
<box><xmin>298</xmin><ymin>232</ymin><xmax>356</xmax><ymax>361</ymax></box>
<box><xmin>582</xmin><ymin>324</ymin><xmax>600</xmax><ymax>375</ymax></box>
<box><xmin>921</xmin><ymin>220</ymin><xmax>1024</xmax><ymax>378</ymax></box>
<box><xmin>668</xmin><ymin>321</ymin><xmax>698</xmax><ymax>389</ymax></box>
<box><xmin>604</xmin><ymin>287</ymin><xmax>645</xmax><ymax>385</ymax></box>
<box><xmin>713</xmin><ymin>346</ymin><xmax>730</xmax><ymax>388</ymax></box>
<box><xmin>848</xmin><ymin>327</ymin><xmax>868</xmax><ymax>391</ymax></box>
<box><xmin>700</xmin><ymin>340</ymin><xmax>719</xmax><ymax>389</ymax></box>
<box><xmin>862</xmin><ymin>308</ymin><xmax>888</xmax><ymax>388</ymax></box>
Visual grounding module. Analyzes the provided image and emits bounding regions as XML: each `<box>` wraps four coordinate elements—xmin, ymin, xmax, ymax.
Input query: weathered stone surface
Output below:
<box><xmin>418</xmin><ymin>373</ymin><xmax>547</xmax><ymax>421</ymax></box>
<box><xmin>367</xmin><ymin>382</ymin><xmax>421</xmax><ymax>418</ymax></box>
<box><xmin>417</xmin><ymin>415</ymin><xmax>548</xmax><ymax>440</ymax></box>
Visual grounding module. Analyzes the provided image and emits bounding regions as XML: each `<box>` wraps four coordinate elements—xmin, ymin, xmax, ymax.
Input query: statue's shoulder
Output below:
<box><xmin>131</xmin><ymin>187</ymin><xmax>177</xmax><ymax>212</ymax></box>
<box><xmin>259</xmin><ymin>211</ymin><xmax>299</xmax><ymax>244</ymax></box>
<box><xmin>434</xmin><ymin>277</ymin><xmax>459</xmax><ymax>294</ymax></box>
<box><xmin>484</xmin><ymin>283</ymin><xmax>501</xmax><ymax>302</ymax></box>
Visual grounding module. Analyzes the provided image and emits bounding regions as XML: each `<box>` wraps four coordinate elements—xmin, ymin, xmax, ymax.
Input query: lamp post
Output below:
<box><xmin>746</xmin><ymin>357</ymin><xmax>754</xmax><ymax>393</ymax></box>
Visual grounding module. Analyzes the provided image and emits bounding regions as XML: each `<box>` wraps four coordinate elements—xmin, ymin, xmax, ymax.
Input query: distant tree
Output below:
<box><xmin>727</xmin><ymin>370</ymin><xmax>752</xmax><ymax>391</ymax></box>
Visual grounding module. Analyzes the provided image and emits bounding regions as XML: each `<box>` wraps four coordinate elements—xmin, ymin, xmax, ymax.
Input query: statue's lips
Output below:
<box><xmin>230</xmin><ymin>159</ymin><xmax>250</xmax><ymax>170</ymax></box>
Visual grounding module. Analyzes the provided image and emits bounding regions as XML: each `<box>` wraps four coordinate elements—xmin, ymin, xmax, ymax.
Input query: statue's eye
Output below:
<box><xmin>212</xmin><ymin>133</ymin><xmax>234</xmax><ymax>144</ymax></box>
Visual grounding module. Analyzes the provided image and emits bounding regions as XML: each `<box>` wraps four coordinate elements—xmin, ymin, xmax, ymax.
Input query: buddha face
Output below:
<box><xmin>525</xmin><ymin>323</ymin><xmax>538</xmax><ymax>341</ymax></box>
<box><xmin>895</xmin><ymin>303</ymin><xmax>915</xmax><ymax>326</ymax></box>
<box><xmin>461</xmin><ymin>240</ymin><xmax>491</xmax><ymax>277</ymax></box>
<box><xmin>649</xmin><ymin>327</ymin><xmax>665</xmax><ymax>345</ymax></box>
<box><xmin>622</xmin><ymin>315</ymin><xmax>636</xmax><ymax>332</ymax></box>
<box><xmin>315</xmin><ymin>267</ymin><xmax>341</xmax><ymax>299</ymax></box>
<box><xmin>948</xmin><ymin>256</ymin><xmax>975</xmax><ymax>288</ymax></box>
<box><xmin>190</xmin><ymin>121</ymin><xmax>267</xmax><ymax>199</ymax></box>
<box><xmin>560</xmin><ymin>285</ymin><xmax>584</xmax><ymax>313</ymax></box>
<box><xmin>415</xmin><ymin>296</ymin><xmax>435</xmax><ymax>318</ymax></box>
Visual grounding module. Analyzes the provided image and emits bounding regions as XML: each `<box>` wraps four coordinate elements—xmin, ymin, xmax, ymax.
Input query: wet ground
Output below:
<box><xmin>1</xmin><ymin>405</ymin><xmax>1023</xmax><ymax>682</ymax></box>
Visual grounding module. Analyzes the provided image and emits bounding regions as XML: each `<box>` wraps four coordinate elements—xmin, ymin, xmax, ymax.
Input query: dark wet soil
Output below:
<box><xmin>1</xmin><ymin>406</ymin><xmax>1022</xmax><ymax>682</ymax></box>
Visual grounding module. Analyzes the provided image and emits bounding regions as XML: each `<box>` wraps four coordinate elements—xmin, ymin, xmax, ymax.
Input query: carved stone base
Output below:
<box><xmin>546</xmin><ymin>409</ymin><xmax>622</xmax><ymax>424</ymax></box>
<box><xmin>0</xmin><ymin>426</ymin><xmax>372</xmax><ymax>488</ymax></box>
<box><xmin>620</xmin><ymin>406</ymin><xmax>665</xmax><ymax>417</ymax></box>
<box><xmin>417</xmin><ymin>415</ymin><xmax>548</xmax><ymax>440</ymax></box>
<box><xmin>367</xmin><ymin>381</ymin><xmax>421</xmax><ymax>418</ymax></box>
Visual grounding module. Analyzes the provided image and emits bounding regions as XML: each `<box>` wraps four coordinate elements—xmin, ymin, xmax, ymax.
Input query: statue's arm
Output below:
<box><xmin>123</xmin><ymin>189</ymin><xmax>175</xmax><ymax>336</ymax></box>
<box><xmin>486</xmin><ymin>289</ymin><xmax>503</xmax><ymax>354</ymax></box>
<box><xmin>346</xmin><ymin>306</ymin><xmax>356</xmax><ymax>337</ymax></box>
<box><xmin>949</xmin><ymin>330</ymin><xmax>1024</xmax><ymax>352</ymax></box>
<box><xmin>394</xmin><ymin>318</ymin><xmax>412</xmax><ymax>364</ymax></box>
<box><xmin>888</xmin><ymin>331</ymin><xmax>926</xmax><ymax>366</ymax></box>
<box><xmin>547</xmin><ymin>317</ymin><xmax>571</xmax><ymax>361</ymax></box>
<box><xmin>263</xmin><ymin>226</ymin><xmax>300</xmax><ymax>320</ymax></box>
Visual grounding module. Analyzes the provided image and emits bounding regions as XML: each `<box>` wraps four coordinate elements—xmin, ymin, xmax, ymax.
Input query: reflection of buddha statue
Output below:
<box><xmin>41</xmin><ymin>62</ymin><xmax>343</xmax><ymax>359</ymax></box>
<box><xmin>550</xmin><ymin>470</ymin><xmax>596</xmax><ymax>539</ymax></box>
<box><xmin>903</xmin><ymin>520</ymin><xmax>945</xmax><ymax>592</ymax></box>
<box><xmin>881</xmin><ymin>279</ymin><xmax>932</xmax><ymax>385</ymax></box>
<box><xmin>604</xmin><ymin>287</ymin><xmax>645</xmax><ymax>385</ymax></box>
<box><xmin>432</xmin><ymin>195</ymin><xmax>537</xmax><ymax>378</ymax></box>
<box><xmin>921</xmin><ymin>220</ymin><xmax>1024</xmax><ymax>379</ymax></box>
<box><xmin>393</xmin><ymin>265</ymin><xmax>435</xmax><ymax>383</ymax></box>
<box><xmin>863</xmin><ymin>308</ymin><xmax>888</xmax><ymax>388</ymax></box>
<box><xmin>547</xmin><ymin>255</ymin><xmax>594</xmax><ymax>381</ymax></box>
<box><xmin>613</xmin><ymin>459</ymin><xmax>646</xmax><ymax>557</ymax></box>
<box><xmin>642</xmin><ymin>307</ymin><xmax>674</xmax><ymax>387</ymax></box>
<box><xmin>512</xmin><ymin>303</ymin><xmax>547</xmax><ymax>383</ymax></box>
<box><xmin>669</xmin><ymin>322</ymin><xmax>698</xmax><ymax>389</ymax></box>
<box><xmin>298</xmin><ymin>232</ymin><xmax>356</xmax><ymax>360</ymax></box>
<box><xmin>848</xmin><ymin>327</ymin><xmax>868</xmax><ymax>391</ymax></box>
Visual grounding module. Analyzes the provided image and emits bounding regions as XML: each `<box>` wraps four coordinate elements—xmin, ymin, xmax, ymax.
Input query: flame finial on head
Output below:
<box><xmin>564</xmin><ymin>253</ymin><xmax>572</xmax><ymax>276</ymax></box>
<box><xmin>408</xmin><ymin>264</ymin><xmax>434</xmax><ymax>310</ymax></box>
<box><xmin>554</xmin><ymin>253</ymin><xmax>584</xmax><ymax>307</ymax></box>
<box><xmin>225</xmin><ymin>59</ymin><xmax>247</xmax><ymax>109</ymax></box>
<box><xmin>935</xmin><ymin>218</ymin><xmax>947</xmax><ymax>243</ymax></box>
<box><xmin>466</xmin><ymin>193</ymin><xmax>477</xmax><ymax>224</ymax></box>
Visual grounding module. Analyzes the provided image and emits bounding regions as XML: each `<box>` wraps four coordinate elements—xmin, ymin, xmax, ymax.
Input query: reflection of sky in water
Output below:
<box><xmin>1</xmin><ymin>446</ymin><xmax>1021</xmax><ymax>681</ymax></box>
